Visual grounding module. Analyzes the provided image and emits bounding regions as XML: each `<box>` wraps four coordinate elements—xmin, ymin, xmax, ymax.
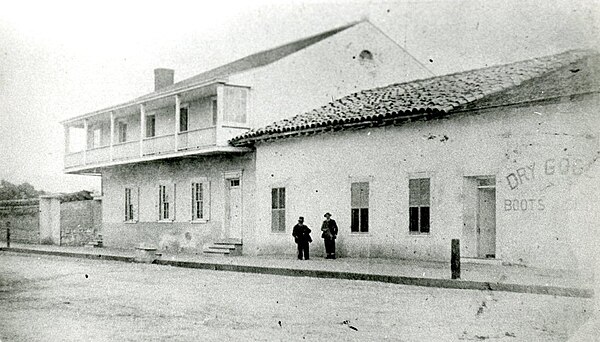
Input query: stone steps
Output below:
<box><xmin>85</xmin><ymin>238</ymin><xmax>103</xmax><ymax>248</ymax></box>
<box><xmin>203</xmin><ymin>239</ymin><xmax>242</xmax><ymax>256</ymax></box>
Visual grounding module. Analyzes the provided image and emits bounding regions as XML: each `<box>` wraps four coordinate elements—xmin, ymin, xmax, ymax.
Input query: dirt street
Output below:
<box><xmin>0</xmin><ymin>252</ymin><xmax>592</xmax><ymax>341</ymax></box>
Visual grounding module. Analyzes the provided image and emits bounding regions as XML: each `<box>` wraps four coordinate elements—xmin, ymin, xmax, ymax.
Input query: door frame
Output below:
<box><xmin>476</xmin><ymin>182</ymin><xmax>496</xmax><ymax>259</ymax></box>
<box><xmin>223</xmin><ymin>170</ymin><xmax>243</xmax><ymax>240</ymax></box>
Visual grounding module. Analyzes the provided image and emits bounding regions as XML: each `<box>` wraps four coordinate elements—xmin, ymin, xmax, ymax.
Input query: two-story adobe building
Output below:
<box><xmin>231</xmin><ymin>49</ymin><xmax>600</xmax><ymax>271</ymax></box>
<box><xmin>61</xmin><ymin>21</ymin><xmax>432</xmax><ymax>254</ymax></box>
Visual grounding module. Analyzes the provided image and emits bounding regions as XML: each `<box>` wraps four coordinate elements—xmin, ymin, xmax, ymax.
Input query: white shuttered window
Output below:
<box><xmin>158</xmin><ymin>183</ymin><xmax>175</xmax><ymax>221</ymax></box>
<box><xmin>191</xmin><ymin>180</ymin><xmax>210</xmax><ymax>222</ymax></box>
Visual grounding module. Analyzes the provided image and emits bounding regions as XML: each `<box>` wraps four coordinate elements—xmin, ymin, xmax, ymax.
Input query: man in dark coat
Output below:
<box><xmin>292</xmin><ymin>217</ymin><xmax>312</xmax><ymax>260</ymax></box>
<box><xmin>321</xmin><ymin>212</ymin><xmax>338</xmax><ymax>259</ymax></box>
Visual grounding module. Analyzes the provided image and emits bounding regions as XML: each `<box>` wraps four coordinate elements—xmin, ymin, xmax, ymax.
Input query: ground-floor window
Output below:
<box><xmin>351</xmin><ymin>182</ymin><xmax>369</xmax><ymax>232</ymax></box>
<box><xmin>409</xmin><ymin>178</ymin><xmax>430</xmax><ymax>234</ymax></box>
<box><xmin>124</xmin><ymin>187</ymin><xmax>137</xmax><ymax>222</ymax></box>
<box><xmin>191</xmin><ymin>180</ymin><xmax>210</xmax><ymax>221</ymax></box>
<box><xmin>158</xmin><ymin>184</ymin><xmax>175</xmax><ymax>221</ymax></box>
<box><xmin>271</xmin><ymin>187</ymin><xmax>285</xmax><ymax>232</ymax></box>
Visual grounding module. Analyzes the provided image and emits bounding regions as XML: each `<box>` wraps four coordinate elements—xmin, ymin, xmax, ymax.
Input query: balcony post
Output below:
<box><xmin>83</xmin><ymin>119</ymin><xmax>88</xmax><ymax>165</ymax></box>
<box><xmin>63</xmin><ymin>125</ymin><xmax>70</xmax><ymax>155</ymax></box>
<box><xmin>109</xmin><ymin>111</ymin><xmax>115</xmax><ymax>161</ymax></box>
<box><xmin>139</xmin><ymin>104</ymin><xmax>146</xmax><ymax>157</ymax></box>
<box><xmin>216</xmin><ymin>84</ymin><xmax>224</xmax><ymax>146</ymax></box>
<box><xmin>174</xmin><ymin>95</ymin><xmax>180</xmax><ymax>152</ymax></box>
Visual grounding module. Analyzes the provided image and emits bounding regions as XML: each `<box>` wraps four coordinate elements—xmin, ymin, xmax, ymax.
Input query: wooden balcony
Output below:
<box><xmin>63</xmin><ymin>126</ymin><xmax>250</xmax><ymax>174</ymax></box>
<box><xmin>63</xmin><ymin>83</ymin><xmax>252</xmax><ymax>174</ymax></box>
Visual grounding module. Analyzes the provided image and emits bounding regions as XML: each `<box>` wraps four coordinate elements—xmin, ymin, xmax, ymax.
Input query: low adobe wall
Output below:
<box><xmin>0</xmin><ymin>199</ymin><xmax>40</xmax><ymax>244</ymax></box>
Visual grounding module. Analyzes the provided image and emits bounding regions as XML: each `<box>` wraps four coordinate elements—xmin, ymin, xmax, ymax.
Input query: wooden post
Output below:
<box><xmin>215</xmin><ymin>84</ymin><xmax>224</xmax><ymax>146</ymax></box>
<box><xmin>139</xmin><ymin>104</ymin><xmax>146</xmax><ymax>157</ymax></box>
<box><xmin>83</xmin><ymin>119</ymin><xmax>88</xmax><ymax>165</ymax></box>
<box><xmin>109</xmin><ymin>111</ymin><xmax>115</xmax><ymax>161</ymax></box>
<box><xmin>174</xmin><ymin>95</ymin><xmax>180</xmax><ymax>151</ymax></box>
<box><xmin>64</xmin><ymin>125</ymin><xmax>70</xmax><ymax>155</ymax></box>
<box><xmin>451</xmin><ymin>239</ymin><xmax>460</xmax><ymax>279</ymax></box>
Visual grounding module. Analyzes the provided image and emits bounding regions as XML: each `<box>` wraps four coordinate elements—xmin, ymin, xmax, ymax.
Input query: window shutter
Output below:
<box><xmin>420</xmin><ymin>179</ymin><xmax>430</xmax><ymax>206</ymax></box>
<box><xmin>124</xmin><ymin>189</ymin><xmax>128</xmax><ymax>221</ymax></box>
<box><xmin>191</xmin><ymin>182</ymin><xmax>196</xmax><ymax>220</ymax></box>
<box><xmin>132</xmin><ymin>187</ymin><xmax>139</xmax><ymax>222</ymax></box>
<box><xmin>360</xmin><ymin>183</ymin><xmax>369</xmax><ymax>207</ymax></box>
<box><xmin>351</xmin><ymin>182</ymin><xmax>369</xmax><ymax>208</ymax></box>
<box><xmin>203</xmin><ymin>181</ymin><xmax>210</xmax><ymax>221</ymax></box>
<box><xmin>409</xmin><ymin>179</ymin><xmax>419</xmax><ymax>206</ymax></box>
<box><xmin>169</xmin><ymin>183</ymin><xmax>176</xmax><ymax>221</ymax></box>
<box><xmin>158</xmin><ymin>185</ymin><xmax>162</xmax><ymax>220</ymax></box>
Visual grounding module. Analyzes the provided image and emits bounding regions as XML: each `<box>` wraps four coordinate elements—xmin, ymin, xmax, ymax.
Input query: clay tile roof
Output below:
<box><xmin>231</xmin><ymin>49</ymin><xmax>599</xmax><ymax>146</ymax></box>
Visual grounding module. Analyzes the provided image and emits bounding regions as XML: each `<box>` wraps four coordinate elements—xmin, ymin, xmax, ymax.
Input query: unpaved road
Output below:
<box><xmin>0</xmin><ymin>251</ymin><xmax>592</xmax><ymax>341</ymax></box>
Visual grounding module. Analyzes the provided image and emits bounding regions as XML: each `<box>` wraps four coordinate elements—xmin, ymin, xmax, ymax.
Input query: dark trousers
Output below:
<box><xmin>324</xmin><ymin>238</ymin><xmax>336</xmax><ymax>258</ymax></box>
<box><xmin>297</xmin><ymin>241</ymin><xmax>309</xmax><ymax>260</ymax></box>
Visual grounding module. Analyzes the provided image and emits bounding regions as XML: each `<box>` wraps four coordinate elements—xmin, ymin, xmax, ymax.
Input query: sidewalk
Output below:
<box><xmin>0</xmin><ymin>242</ymin><xmax>594</xmax><ymax>298</ymax></box>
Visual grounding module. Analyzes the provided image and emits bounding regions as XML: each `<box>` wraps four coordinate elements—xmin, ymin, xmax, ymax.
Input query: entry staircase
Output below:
<box><xmin>203</xmin><ymin>238</ymin><xmax>243</xmax><ymax>256</ymax></box>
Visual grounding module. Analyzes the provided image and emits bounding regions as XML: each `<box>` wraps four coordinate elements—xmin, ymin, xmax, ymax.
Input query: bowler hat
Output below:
<box><xmin>324</xmin><ymin>212</ymin><xmax>332</xmax><ymax>217</ymax></box>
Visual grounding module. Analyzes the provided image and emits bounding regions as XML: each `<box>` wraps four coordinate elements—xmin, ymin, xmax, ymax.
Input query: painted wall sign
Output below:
<box><xmin>503</xmin><ymin>198</ymin><xmax>545</xmax><ymax>211</ymax></box>
<box><xmin>505</xmin><ymin>157</ymin><xmax>588</xmax><ymax>190</ymax></box>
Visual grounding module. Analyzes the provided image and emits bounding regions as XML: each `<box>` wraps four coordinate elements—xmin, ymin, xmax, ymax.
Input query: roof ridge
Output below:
<box><xmin>232</xmin><ymin>49</ymin><xmax>599</xmax><ymax>144</ymax></box>
<box><xmin>134</xmin><ymin>20</ymin><xmax>363</xmax><ymax>99</ymax></box>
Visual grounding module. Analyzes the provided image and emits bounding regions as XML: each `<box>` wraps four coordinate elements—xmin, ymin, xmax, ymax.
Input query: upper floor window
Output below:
<box><xmin>223</xmin><ymin>87</ymin><xmax>247</xmax><ymax>124</ymax></box>
<box><xmin>351</xmin><ymin>182</ymin><xmax>369</xmax><ymax>233</ymax></box>
<box><xmin>118</xmin><ymin>122</ymin><xmax>127</xmax><ymax>143</ymax></box>
<box><xmin>271</xmin><ymin>187</ymin><xmax>285</xmax><ymax>232</ymax></box>
<box><xmin>92</xmin><ymin>128</ymin><xmax>102</xmax><ymax>148</ymax></box>
<box><xmin>146</xmin><ymin>115</ymin><xmax>156</xmax><ymax>138</ymax></box>
<box><xmin>409</xmin><ymin>178</ymin><xmax>430</xmax><ymax>234</ymax></box>
<box><xmin>179</xmin><ymin>106</ymin><xmax>188</xmax><ymax>132</ymax></box>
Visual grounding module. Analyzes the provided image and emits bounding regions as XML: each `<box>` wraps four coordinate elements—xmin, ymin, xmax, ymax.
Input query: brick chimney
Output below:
<box><xmin>154</xmin><ymin>68</ymin><xmax>174</xmax><ymax>91</ymax></box>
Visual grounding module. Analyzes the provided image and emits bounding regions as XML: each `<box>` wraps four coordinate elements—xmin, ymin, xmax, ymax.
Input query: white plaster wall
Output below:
<box><xmin>39</xmin><ymin>197</ymin><xmax>61</xmax><ymax>245</ymax></box>
<box><xmin>229</xmin><ymin>21</ymin><xmax>432</xmax><ymax>130</ymax></box>
<box><xmin>254</xmin><ymin>96</ymin><xmax>600</xmax><ymax>269</ymax></box>
<box><xmin>101</xmin><ymin>153</ymin><xmax>256</xmax><ymax>253</ymax></box>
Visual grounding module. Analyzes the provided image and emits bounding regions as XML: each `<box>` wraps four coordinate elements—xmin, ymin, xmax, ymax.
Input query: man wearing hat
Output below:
<box><xmin>292</xmin><ymin>217</ymin><xmax>312</xmax><ymax>260</ymax></box>
<box><xmin>321</xmin><ymin>212</ymin><xmax>338</xmax><ymax>259</ymax></box>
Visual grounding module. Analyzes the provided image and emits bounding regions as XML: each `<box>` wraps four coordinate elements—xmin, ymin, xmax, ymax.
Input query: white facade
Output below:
<box><xmin>230</xmin><ymin>21</ymin><xmax>432</xmax><ymax>128</ymax></box>
<box><xmin>252</xmin><ymin>95</ymin><xmax>600</xmax><ymax>270</ymax></box>
<box><xmin>75</xmin><ymin>21</ymin><xmax>431</xmax><ymax>253</ymax></box>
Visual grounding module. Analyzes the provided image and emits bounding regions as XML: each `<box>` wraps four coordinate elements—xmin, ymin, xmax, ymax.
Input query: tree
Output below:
<box><xmin>0</xmin><ymin>180</ymin><xmax>46</xmax><ymax>200</ymax></box>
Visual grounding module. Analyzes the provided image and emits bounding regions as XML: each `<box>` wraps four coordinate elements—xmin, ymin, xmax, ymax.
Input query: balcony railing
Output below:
<box><xmin>143</xmin><ymin>134</ymin><xmax>175</xmax><ymax>155</ymax></box>
<box><xmin>63</xmin><ymin>124</ymin><xmax>252</xmax><ymax>172</ymax></box>
<box><xmin>65</xmin><ymin>151</ymin><xmax>84</xmax><ymax>168</ymax></box>
<box><xmin>86</xmin><ymin>145</ymin><xmax>111</xmax><ymax>164</ymax></box>
<box><xmin>113</xmin><ymin>141</ymin><xmax>139</xmax><ymax>161</ymax></box>
<box><xmin>178</xmin><ymin>127</ymin><xmax>216</xmax><ymax>150</ymax></box>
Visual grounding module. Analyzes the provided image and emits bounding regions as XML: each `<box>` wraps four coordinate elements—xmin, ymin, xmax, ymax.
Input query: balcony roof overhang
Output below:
<box><xmin>61</xmin><ymin>78</ymin><xmax>251</xmax><ymax>126</ymax></box>
<box><xmin>64</xmin><ymin>145</ymin><xmax>253</xmax><ymax>174</ymax></box>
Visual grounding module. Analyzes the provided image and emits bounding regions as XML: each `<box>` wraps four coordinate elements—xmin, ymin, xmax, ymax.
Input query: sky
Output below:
<box><xmin>0</xmin><ymin>0</ymin><xmax>598</xmax><ymax>193</ymax></box>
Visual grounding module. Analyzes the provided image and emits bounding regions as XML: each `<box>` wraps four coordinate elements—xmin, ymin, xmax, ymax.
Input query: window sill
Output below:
<box><xmin>271</xmin><ymin>231</ymin><xmax>288</xmax><ymax>234</ymax></box>
<box><xmin>191</xmin><ymin>219</ymin><xmax>209</xmax><ymax>224</ymax></box>
<box><xmin>408</xmin><ymin>233</ymin><xmax>431</xmax><ymax>237</ymax></box>
<box><xmin>157</xmin><ymin>220</ymin><xmax>174</xmax><ymax>224</ymax></box>
<box><xmin>349</xmin><ymin>232</ymin><xmax>371</xmax><ymax>236</ymax></box>
<box><xmin>124</xmin><ymin>220</ymin><xmax>138</xmax><ymax>224</ymax></box>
